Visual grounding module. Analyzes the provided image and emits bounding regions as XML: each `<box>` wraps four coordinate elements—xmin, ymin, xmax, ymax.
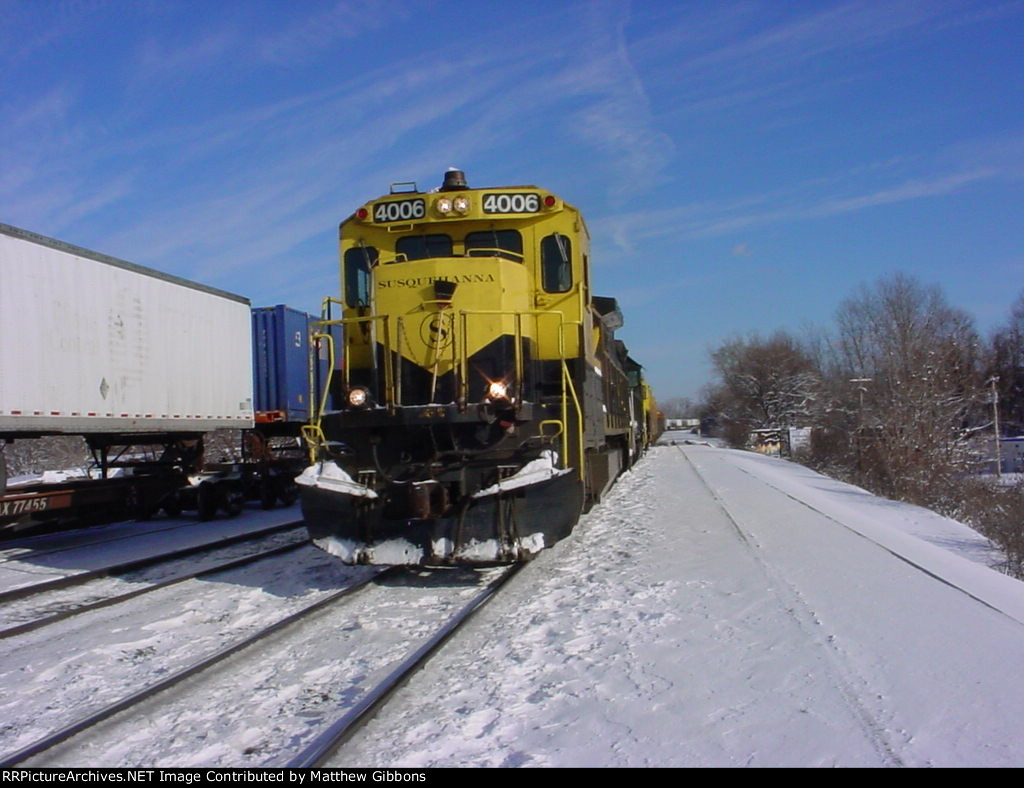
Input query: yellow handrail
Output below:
<box><xmin>561</xmin><ymin>358</ymin><xmax>585</xmax><ymax>480</ymax></box>
<box><xmin>307</xmin><ymin>307</ymin><xmax>587</xmax><ymax>481</ymax></box>
<box><xmin>304</xmin><ymin>329</ymin><xmax>336</xmax><ymax>464</ymax></box>
<box><xmin>300</xmin><ymin>423</ymin><xmax>327</xmax><ymax>465</ymax></box>
<box><xmin>311</xmin><ymin>331</ymin><xmax>336</xmax><ymax>423</ymax></box>
<box><xmin>454</xmin><ymin>309</ymin><xmax>585</xmax><ymax>478</ymax></box>
<box><xmin>310</xmin><ymin>314</ymin><xmax>396</xmax><ymax>404</ymax></box>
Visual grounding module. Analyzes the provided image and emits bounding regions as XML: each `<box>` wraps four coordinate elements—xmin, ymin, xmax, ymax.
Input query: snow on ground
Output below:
<box><xmin>337</xmin><ymin>444</ymin><xmax>1024</xmax><ymax>767</ymax></box>
<box><xmin>0</xmin><ymin>504</ymin><xmax>303</xmax><ymax>593</ymax></box>
<box><xmin>3</xmin><ymin>447</ymin><xmax>1023</xmax><ymax>767</ymax></box>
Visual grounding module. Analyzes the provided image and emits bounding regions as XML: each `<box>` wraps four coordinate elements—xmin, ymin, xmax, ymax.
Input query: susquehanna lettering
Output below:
<box><xmin>377</xmin><ymin>274</ymin><xmax>496</xmax><ymax>288</ymax></box>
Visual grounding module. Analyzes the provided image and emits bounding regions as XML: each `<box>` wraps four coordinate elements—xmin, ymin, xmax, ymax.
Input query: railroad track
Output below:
<box><xmin>0</xmin><ymin>565</ymin><xmax>390</xmax><ymax>766</ymax></box>
<box><xmin>0</xmin><ymin>518</ymin><xmax>213</xmax><ymax>564</ymax></box>
<box><xmin>0</xmin><ymin>561</ymin><xmax>522</xmax><ymax>767</ymax></box>
<box><xmin>0</xmin><ymin>532</ymin><xmax>309</xmax><ymax>639</ymax></box>
<box><xmin>288</xmin><ymin>563</ymin><xmax>523</xmax><ymax>767</ymax></box>
<box><xmin>0</xmin><ymin>520</ymin><xmax>306</xmax><ymax>606</ymax></box>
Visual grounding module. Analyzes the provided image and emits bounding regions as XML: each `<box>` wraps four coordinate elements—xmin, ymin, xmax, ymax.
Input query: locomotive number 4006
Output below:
<box><xmin>373</xmin><ymin>199</ymin><xmax>426</xmax><ymax>222</ymax></box>
<box><xmin>483</xmin><ymin>193</ymin><xmax>540</xmax><ymax>214</ymax></box>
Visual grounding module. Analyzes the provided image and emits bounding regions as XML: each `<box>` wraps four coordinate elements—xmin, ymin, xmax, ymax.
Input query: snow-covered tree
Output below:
<box><xmin>705</xmin><ymin>331</ymin><xmax>823</xmax><ymax>446</ymax></box>
<box><xmin>660</xmin><ymin>397</ymin><xmax>696</xmax><ymax>419</ymax></box>
<box><xmin>834</xmin><ymin>273</ymin><xmax>982</xmax><ymax>504</ymax></box>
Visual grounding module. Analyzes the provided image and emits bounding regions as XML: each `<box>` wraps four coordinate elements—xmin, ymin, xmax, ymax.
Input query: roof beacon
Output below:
<box><xmin>441</xmin><ymin>168</ymin><xmax>467</xmax><ymax>191</ymax></box>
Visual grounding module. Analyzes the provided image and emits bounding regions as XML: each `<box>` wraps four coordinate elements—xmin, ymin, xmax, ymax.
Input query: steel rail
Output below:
<box><xmin>0</xmin><ymin>538</ymin><xmax>310</xmax><ymax>640</ymax></box>
<box><xmin>0</xmin><ymin>520</ymin><xmax>305</xmax><ymax>604</ymax></box>
<box><xmin>287</xmin><ymin>563</ymin><xmax>524</xmax><ymax>767</ymax></box>
<box><xmin>0</xmin><ymin>518</ymin><xmax>203</xmax><ymax>563</ymax></box>
<box><xmin>0</xmin><ymin>565</ymin><xmax>396</xmax><ymax>767</ymax></box>
<box><xmin>0</xmin><ymin>515</ymin><xmax>276</xmax><ymax>564</ymax></box>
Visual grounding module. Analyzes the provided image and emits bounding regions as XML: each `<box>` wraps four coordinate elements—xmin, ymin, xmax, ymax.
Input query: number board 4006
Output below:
<box><xmin>373</xmin><ymin>198</ymin><xmax>426</xmax><ymax>222</ymax></box>
<box><xmin>482</xmin><ymin>193</ymin><xmax>541</xmax><ymax>214</ymax></box>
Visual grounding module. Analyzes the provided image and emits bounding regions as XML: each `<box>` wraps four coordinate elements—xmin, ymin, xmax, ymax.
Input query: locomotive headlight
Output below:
<box><xmin>453</xmin><ymin>196</ymin><xmax>470</xmax><ymax>214</ymax></box>
<box><xmin>346</xmin><ymin>387</ymin><xmax>371</xmax><ymax>408</ymax></box>
<box><xmin>435</xmin><ymin>197</ymin><xmax>453</xmax><ymax>215</ymax></box>
<box><xmin>487</xmin><ymin>381</ymin><xmax>509</xmax><ymax>401</ymax></box>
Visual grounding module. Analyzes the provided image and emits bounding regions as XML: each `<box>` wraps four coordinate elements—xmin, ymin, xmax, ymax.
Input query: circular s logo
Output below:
<box><xmin>419</xmin><ymin>312</ymin><xmax>453</xmax><ymax>350</ymax></box>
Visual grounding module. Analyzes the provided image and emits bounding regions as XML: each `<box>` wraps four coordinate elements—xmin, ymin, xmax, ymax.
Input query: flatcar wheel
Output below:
<box><xmin>259</xmin><ymin>478</ymin><xmax>277</xmax><ymax>509</ymax></box>
<box><xmin>162</xmin><ymin>491</ymin><xmax>183</xmax><ymax>518</ymax></box>
<box><xmin>223</xmin><ymin>489</ymin><xmax>245</xmax><ymax>518</ymax></box>
<box><xmin>276</xmin><ymin>478</ymin><xmax>299</xmax><ymax>506</ymax></box>
<box><xmin>197</xmin><ymin>482</ymin><xmax>220</xmax><ymax>521</ymax></box>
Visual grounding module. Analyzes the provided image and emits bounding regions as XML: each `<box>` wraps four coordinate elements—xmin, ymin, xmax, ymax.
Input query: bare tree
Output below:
<box><xmin>986</xmin><ymin>290</ymin><xmax>1024</xmax><ymax>435</ymax></box>
<box><xmin>3</xmin><ymin>436</ymin><xmax>91</xmax><ymax>480</ymax></box>
<box><xmin>660</xmin><ymin>397</ymin><xmax>696</xmax><ymax>419</ymax></box>
<box><xmin>834</xmin><ymin>273</ymin><xmax>981</xmax><ymax>505</ymax></box>
<box><xmin>706</xmin><ymin>331</ymin><xmax>823</xmax><ymax>446</ymax></box>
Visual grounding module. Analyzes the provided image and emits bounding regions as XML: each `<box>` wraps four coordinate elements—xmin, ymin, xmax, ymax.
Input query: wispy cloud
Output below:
<box><xmin>256</xmin><ymin>0</ymin><xmax>400</xmax><ymax>64</ymax></box>
<box><xmin>672</xmin><ymin>1</ymin><xmax>937</xmax><ymax>75</ymax></box>
<box><xmin>803</xmin><ymin>168</ymin><xmax>997</xmax><ymax>218</ymax></box>
<box><xmin>631</xmin><ymin>0</ymin><xmax>1012</xmax><ymax>124</ymax></box>
<box><xmin>557</xmin><ymin>3</ymin><xmax>674</xmax><ymax>193</ymax></box>
<box><xmin>0</xmin><ymin>1</ymin><xmax>687</xmax><ymax>295</ymax></box>
<box><xmin>598</xmin><ymin>154</ymin><xmax>1008</xmax><ymax>255</ymax></box>
<box><xmin>131</xmin><ymin>28</ymin><xmax>241</xmax><ymax>87</ymax></box>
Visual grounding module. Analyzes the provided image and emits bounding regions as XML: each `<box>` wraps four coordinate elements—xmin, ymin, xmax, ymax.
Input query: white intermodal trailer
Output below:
<box><xmin>0</xmin><ymin>222</ymin><xmax>254</xmax><ymax>437</ymax></box>
<box><xmin>0</xmin><ymin>223</ymin><xmax>255</xmax><ymax>523</ymax></box>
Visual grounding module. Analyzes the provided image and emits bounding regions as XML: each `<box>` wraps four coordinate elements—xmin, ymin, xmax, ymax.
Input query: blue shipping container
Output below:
<box><xmin>252</xmin><ymin>305</ymin><xmax>338</xmax><ymax>423</ymax></box>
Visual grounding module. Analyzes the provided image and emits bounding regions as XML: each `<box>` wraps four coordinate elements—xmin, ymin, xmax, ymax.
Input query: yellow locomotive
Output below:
<box><xmin>298</xmin><ymin>170</ymin><xmax>657</xmax><ymax>565</ymax></box>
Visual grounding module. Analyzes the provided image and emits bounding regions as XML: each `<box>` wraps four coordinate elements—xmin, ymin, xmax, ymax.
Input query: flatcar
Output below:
<box><xmin>298</xmin><ymin>170</ymin><xmax>658</xmax><ymax>566</ymax></box>
<box><xmin>0</xmin><ymin>218</ymin><xmax>331</xmax><ymax>532</ymax></box>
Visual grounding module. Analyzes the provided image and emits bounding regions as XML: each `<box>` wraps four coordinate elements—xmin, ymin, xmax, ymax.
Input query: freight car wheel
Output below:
<box><xmin>197</xmin><ymin>482</ymin><xmax>220</xmax><ymax>521</ymax></box>
<box><xmin>259</xmin><ymin>477</ymin><xmax>277</xmax><ymax>509</ymax></box>
<box><xmin>223</xmin><ymin>489</ymin><xmax>245</xmax><ymax>517</ymax></box>
<box><xmin>162</xmin><ymin>491</ymin><xmax>183</xmax><ymax>518</ymax></box>
<box><xmin>276</xmin><ymin>478</ymin><xmax>299</xmax><ymax>506</ymax></box>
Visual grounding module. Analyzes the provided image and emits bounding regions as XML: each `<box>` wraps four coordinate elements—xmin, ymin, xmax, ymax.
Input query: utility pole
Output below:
<box><xmin>989</xmin><ymin>376</ymin><xmax>1002</xmax><ymax>479</ymax></box>
<box><xmin>850</xmin><ymin>378</ymin><xmax>872</xmax><ymax>471</ymax></box>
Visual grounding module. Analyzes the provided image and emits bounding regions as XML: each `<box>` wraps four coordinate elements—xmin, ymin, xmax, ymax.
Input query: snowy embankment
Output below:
<box><xmin>338</xmin><ymin>443</ymin><xmax>1024</xmax><ymax>767</ymax></box>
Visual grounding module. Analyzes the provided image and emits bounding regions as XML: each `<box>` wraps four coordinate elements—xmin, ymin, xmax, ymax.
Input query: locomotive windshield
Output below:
<box><xmin>392</xmin><ymin>229</ymin><xmax>524</xmax><ymax>262</ymax></box>
<box><xmin>396</xmin><ymin>234</ymin><xmax>452</xmax><ymax>261</ymax></box>
<box><xmin>465</xmin><ymin>229</ymin><xmax>522</xmax><ymax>261</ymax></box>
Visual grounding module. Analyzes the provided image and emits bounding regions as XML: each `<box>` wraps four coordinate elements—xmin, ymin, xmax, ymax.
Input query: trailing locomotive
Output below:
<box><xmin>298</xmin><ymin>170</ymin><xmax>659</xmax><ymax>565</ymax></box>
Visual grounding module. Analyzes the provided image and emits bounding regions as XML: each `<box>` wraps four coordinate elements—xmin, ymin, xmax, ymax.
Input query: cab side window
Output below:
<box><xmin>344</xmin><ymin>246</ymin><xmax>377</xmax><ymax>307</ymax></box>
<box><xmin>541</xmin><ymin>234</ymin><xmax>572</xmax><ymax>293</ymax></box>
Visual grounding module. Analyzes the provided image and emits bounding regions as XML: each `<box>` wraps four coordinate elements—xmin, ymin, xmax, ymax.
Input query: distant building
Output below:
<box><xmin>749</xmin><ymin>427</ymin><xmax>811</xmax><ymax>457</ymax></box>
<box><xmin>788</xmin><ymin>427</ymin><xmax>812</xmax><ymax>454</ymax></box>
<box><xmin>749</xmin><ymin>429</ymin><xmax>783</xmax><ymax>456</ymax></box>
<box><xmin>968</xmin><ymin>435</ymin><xmax>1024</xmax><ymax>474</ymax></box>
<box><xmin>999</xmin><ymin>437</ymin><xmax>1024</xmax><ymax>473</ymax></box>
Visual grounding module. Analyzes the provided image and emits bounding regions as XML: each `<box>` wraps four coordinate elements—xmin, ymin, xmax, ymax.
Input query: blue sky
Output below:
<box><xmin>2</xmin><ymin>0</ymin><xmax>1023</xmax><ymax>400</ymax></box>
